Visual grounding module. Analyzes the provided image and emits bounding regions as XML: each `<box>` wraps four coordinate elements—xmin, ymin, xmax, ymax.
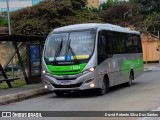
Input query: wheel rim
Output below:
<box><xmin>101</xmin><ymin>80</ymin><xmax>106</xmax><ymax>94</ymax></box>
<box><xmin>129</xmin><ymin>74</ymin><xmax>133</xmax><ymax>85</ymax></box>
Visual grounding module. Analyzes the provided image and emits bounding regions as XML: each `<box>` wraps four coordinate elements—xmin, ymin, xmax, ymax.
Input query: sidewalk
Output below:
<box><xmin>0</xmin><ymin>83</ymin><xmax>49</xmax><ymax>105</ymax></box>
<box><xmin>144</xmin><ymin>63</ymin><xmax>160</xmax><ymax>72</ymax></box>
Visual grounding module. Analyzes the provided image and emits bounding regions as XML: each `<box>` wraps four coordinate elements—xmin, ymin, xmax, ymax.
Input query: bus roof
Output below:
<box><xmin>51</xmin><ymin>23</ymin><xmax>140</xmax><ymax>35</ymax></box>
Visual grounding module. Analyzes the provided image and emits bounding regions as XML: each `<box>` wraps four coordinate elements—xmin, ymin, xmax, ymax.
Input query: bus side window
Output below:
<box><xmin>131</xmin><ymin>35</ymin><xmax>142</xmax><ymax>53</ymax></box>
<box><xmin>132</xmin><ymin>35</ymin><xmax>139</xmax><ymax>53</ymax></box>
<box><xmin>137</xmin><ymin>35</ymin><xmax>142</xmax><ymax>53</ymax></box>
<box><xmin>125</xmin><ymin>34</ymin><xmax>133</xmax><ymax>53</ymax></box>
<box><xmin>104</xmin><ymin>31</ymin><xmax>113</xmax><ymax>55</ymax></box>
<box><xmin>98</xmin><ymin>31</ymin><xmax>108</xmax><ymax>64</ymax></box>
<box><xmin>118</xmin><ymin>33</ymin><xmax>126</xmax><ymax>54</ymax></box>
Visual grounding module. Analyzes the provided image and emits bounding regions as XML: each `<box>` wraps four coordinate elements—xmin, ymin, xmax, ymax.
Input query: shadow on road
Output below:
<box><xmin>48</xmin><ymin>82</ymin><xmax>140</xmax><ymax>99</ymax></box>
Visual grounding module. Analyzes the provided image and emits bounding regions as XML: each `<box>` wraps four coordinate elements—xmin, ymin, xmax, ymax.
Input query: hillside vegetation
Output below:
<box><xmin>100</xmin><ymin>0</ymin><xmax>160</xmax><ymax>35</ymax></box>
<box><xmin>0</xmin><ymin>0</ymin><xmax>159</xmax><ymax>36</ymax></box>
<box><xmin>10</xmin><ymin>0</ymin><xmax>101</xmax><ymax>35</ymax></box>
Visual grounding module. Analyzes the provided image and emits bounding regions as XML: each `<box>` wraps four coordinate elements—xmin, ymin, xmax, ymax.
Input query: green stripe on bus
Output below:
<box><xmin>47</xmin><ymin>63</ymin><xmax>87</xmax><ymax>75</ymax></box>
<box><xmin>121</xmin><ymin>59</ymin><xmax>143</xmax><ymax>75</ymax></box>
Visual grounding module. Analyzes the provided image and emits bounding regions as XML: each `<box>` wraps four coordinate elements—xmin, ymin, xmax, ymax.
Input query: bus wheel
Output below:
<box><xmin>126</xmin><ymin>72</ymin><xmax>134</xmax><ymax>86</ymax></box>
<box><xmin>54</xmin><ymin>91</ymin><xmax>64</xmax><ymax>96</ymax></box>
<box><xmin>97</xmin><ymin>79</ymin><xmax>109</xmax><ymax>96</ymax></box>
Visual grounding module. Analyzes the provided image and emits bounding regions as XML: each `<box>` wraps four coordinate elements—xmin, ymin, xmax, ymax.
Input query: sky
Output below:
<box><xmin>100</xmin><ymin>0</ymin><xmax>106</xmax><ymax>3</ymax></box>
<box><xmin>99</xmin><ymin>0</ymin><xmax>129</xmax><ymax>3</ymax></box>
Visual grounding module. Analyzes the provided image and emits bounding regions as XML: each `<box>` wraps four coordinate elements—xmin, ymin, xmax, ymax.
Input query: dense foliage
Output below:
<box><xmin>0</xmin><ymin>0</ymin><xmax>159</xmax><ymax>36</ymax></box>
<box><xmin>100</xmin><ymin>0</ymin><xmax>160</xmax><ymax>34</ymax></box>
<box><xmin>10</xmin><ymin>0</ymin><xmax>101</xmax><ymax>35</ymax></box>
<box><xmin>99</xmin><ymin>0</ymin><xmax>115</xmax><ymax>10</ymax></box>
<box><xmin>140</xmin><ymin>0</ymin><xmax>160</xmax><ymax>15</ymax></box>
<box><xmin>0</xmin><ymin>12</ymin><xmax>8</xmax><ymax>27</ymax></box>
<box><xmin>100</xmin><ymin>3</ymin><xmax>142</xmax><ymax>27</ymax></box>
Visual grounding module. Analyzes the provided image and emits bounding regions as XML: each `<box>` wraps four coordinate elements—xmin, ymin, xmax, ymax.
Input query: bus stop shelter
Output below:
<box><xmin>0</xmin><ymin>34</ymin><xmax>46</xmax><ymax>88</ymax></box>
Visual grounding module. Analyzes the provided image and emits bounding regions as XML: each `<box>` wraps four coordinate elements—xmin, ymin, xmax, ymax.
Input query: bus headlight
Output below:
<box><xmin>42</xmin><ymin>70</ymin><xmax>46</xmax><ymax>74</ymax></box>
<box><xmin>88</xmin><ymin>67</ymin><xmax>95</xmax><ymax>72</ymax></box>
<box><xmin>82</xmin><ymin>67</ymin><xmax>96</xmax><ymax>74</ymax></box>
<box><xmin>44</xmin><ymin>85</ymin><xmax>48</xmax><ymax>89</ymax></box>
<box><xmin>90</xmin><ymin>83</ymin><xmax>95</xmax><ymax>88</ymax></box>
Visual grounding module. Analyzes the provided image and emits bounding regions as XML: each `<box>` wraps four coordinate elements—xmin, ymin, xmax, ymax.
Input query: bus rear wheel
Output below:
<box><xmin>97</xmin><ymin>78</ymin><xmax>109</xmax><ymax>96</ymax></box>
<box><xmin>126</xmin><ymin>72</ymin><xmax>134</xmax><ymax>86</ymax></box>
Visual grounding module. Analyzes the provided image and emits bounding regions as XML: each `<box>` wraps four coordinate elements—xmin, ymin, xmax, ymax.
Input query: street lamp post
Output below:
<box><xmin>6</xmin><ymin>0</ymin><xmax>14</xmax><ymax>78</ymax></box>
<box><xmin>6</xmin><ymin>0</ymin><xmax>11</xmax><ymax>35</ymax></box>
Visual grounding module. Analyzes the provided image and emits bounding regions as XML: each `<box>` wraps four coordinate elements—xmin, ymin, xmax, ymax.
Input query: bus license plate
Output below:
<box><xmin>60</xmin><ymin>81</ymin><xmax>71</xmax><ymax>85</ymax></box>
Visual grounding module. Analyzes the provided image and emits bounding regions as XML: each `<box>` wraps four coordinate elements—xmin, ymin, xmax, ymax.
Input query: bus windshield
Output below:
<box><xmin>44</xmin><ymin>30</ymin><xmax>95</xmax><ymax>65</ymax></box>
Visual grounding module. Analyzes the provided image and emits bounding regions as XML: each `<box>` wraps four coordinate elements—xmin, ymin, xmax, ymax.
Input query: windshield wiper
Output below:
<box><xmin>67</xmin><ymin>39</ymin><xmax>79</xmax><ymax>64</ymax></box>
<box><xmin>53</xmin><ymin>39</ymin><xmax>63</xmax><ymax>64</ymax></box>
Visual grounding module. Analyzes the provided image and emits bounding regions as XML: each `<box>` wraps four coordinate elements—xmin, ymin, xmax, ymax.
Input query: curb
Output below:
<box><xmin>0</xmin><ymin>87</ymin><xmax>49</xmax><ymax>105</ymax></box>
<box><xmin>144</xmin><ymin>66</ymin><xmax>160</xmax><ymax>72</ymax></box>
<box><xmin>144</xmin><ymin>69</ymin><xmax>152</xmax><ymax>72</ymax></box>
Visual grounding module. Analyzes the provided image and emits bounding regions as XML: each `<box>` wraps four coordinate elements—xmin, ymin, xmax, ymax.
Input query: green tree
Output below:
<box><xmin>0</xmin><ymin>12</ymin><xmax>7</xmax><ymax>27</ymax></box>
<box><xmin>99</xmin><ymin>0</ymin><xmax>114</xmax><ymax>10</ymax></box>
<box><xmin>100</xmin><ymin>3</ymin><xmax>141</xmax><ymax>27</ymax></box>
<box><xmin>10</xmin><ymin>0</ymin><xmax>101</xmax><ymax>35</ymax></box>
<box><xmin>1</xmin><ymin>20</ymin><xmax>8</xmax><ymax>27</ymax></box>
<box><xmin>71</xmin><ymin>0</ymin><xmax>87</xmax><ymax>10</ymax></box>
<box><xmin>140</xmin><ymin>0</ymin><xmax>160</xmax><ymax>15</ymax></box>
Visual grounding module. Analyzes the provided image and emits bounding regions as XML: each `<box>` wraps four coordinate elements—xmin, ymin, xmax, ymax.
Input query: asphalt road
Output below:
<box><xmin>1</xmin><ymin>70</ymin><xmax>160</xmax><ymax>120</ymax></box>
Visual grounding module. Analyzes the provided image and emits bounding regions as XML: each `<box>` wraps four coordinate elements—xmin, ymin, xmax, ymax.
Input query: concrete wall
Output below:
<box><xmin>142</xmin><ymin>40</ymin><xmax>159</xmax><ymax>62</ymax></box>
<box><xmin>0</xmin><ymin>43</ymin><xmax>17</xmax><ymax>66</ymax></box>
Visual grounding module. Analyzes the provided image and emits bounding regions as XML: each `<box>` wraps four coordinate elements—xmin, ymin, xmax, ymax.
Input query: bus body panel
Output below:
<box><xmin>42</xmin><ymin>66</ymin><xmax>100</xmax><ymax>91</ymax></box>
<box><xmin>96</xmin><ymin>53</ymin><xmax>143</xmax><ymax>88</ymax></box>
<box><xmin>42</xmin><ymin>23</ymin><xmax>144</xmax><ymax>93</ymax></box>
<box><xmin>41</xmin><ymin>46</ymin><xmax>100</xmax><ymax>91</ymax></box>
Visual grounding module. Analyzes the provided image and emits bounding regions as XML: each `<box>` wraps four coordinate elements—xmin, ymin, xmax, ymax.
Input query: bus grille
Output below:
<box><xmin>57</xmin><ymin>78</ymin><xmax>75</xmax><ymax>80</ymax></box>
<box><xmin>51</xmin><ymin>83</ymin><xmax>83</xmax><ymax>88</ymax></box>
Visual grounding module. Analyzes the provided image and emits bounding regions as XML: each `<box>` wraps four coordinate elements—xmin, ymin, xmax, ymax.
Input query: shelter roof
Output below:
<box><xmin>0</xmin><ymin>34</ymin><xmax>46</xmax><ymax>42</ymax></box>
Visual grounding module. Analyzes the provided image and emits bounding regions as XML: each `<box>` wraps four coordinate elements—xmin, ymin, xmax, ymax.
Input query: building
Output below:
<box><xmin>0</xmin><ymin>0</ymin><xmax>43</xmax><ymax>12</ymax></box>
<box><xmin>88</xmin><ymin>0</ymin><xmax>99</xmax><ymax>8</ymax></box>
<box><xmin>0</xmin><ymin>43</ymin><xmax>9</xmax><ymax>66</ymax></box>
<box><xmin>141</xmin><ymin>33</ymin><xmax>160</xmax><ymax>62</ymax></box>
<box><xmin>0</xmin><ymin>42</ymin><xmax>18</xmax><ymax>66</ymax></box>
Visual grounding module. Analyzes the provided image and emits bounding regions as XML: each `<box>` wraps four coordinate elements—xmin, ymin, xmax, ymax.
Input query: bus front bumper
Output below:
<box><xmin>42</xmin><ymin>73</ymin><xmax>99</xmax><ymax>91</ymax></box>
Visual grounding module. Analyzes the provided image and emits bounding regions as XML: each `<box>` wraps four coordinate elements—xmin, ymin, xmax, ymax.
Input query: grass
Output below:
<box><xmin>0</xmin><ymin>80</ymin><xmax>26</xmax><ymax>89</ymax></box>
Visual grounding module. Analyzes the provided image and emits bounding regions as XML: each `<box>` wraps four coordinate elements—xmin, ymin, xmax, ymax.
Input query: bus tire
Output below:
<box><xmin>54</xmin><ymin>91</ymin><xmax>64</xmax><ymax>96</ymax></box>
<box><xmin>97</xmin><ymin>78</ymin><xmax>109</xmax><ymax>96</ymax></box>
<box><xmin>126</xmin><ymin>72</ymin><xmax>134</xmax><ymax>87</ymax></box>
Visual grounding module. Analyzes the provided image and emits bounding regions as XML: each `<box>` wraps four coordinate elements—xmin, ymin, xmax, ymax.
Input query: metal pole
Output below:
<box><xmin>158</xmin><ymin>31</ymin><xmax>160</xmax><ymax>65</ymax></box>
<box><xmin>7</xmin><ymin>0</ymin><xmax>14</xmax><ymax>78</ymax></box>
<box><xmin>159</xmin><ymin>47</ymin><xmax>160</xmax><ymax>65</ymax></box>
<box><xmin>7</xmin><ymin>0</ymin><xmax>11</xmax><ymax>35</ymax></box>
